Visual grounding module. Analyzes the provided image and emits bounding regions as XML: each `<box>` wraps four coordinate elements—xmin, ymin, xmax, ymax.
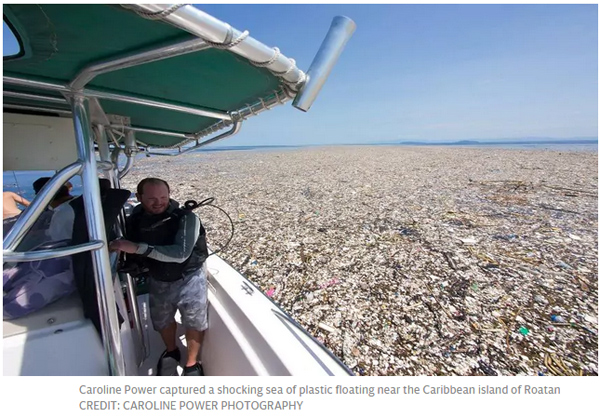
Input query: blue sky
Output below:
<box><xmin>3</xmin><ymin>4</ymin><xmax>598</xmax><ymax>146</ymax></box>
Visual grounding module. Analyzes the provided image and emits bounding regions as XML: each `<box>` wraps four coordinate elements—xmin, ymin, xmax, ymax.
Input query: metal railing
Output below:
<box><xmin>3</xmin><ymin>162</ymin><xmax>82</xmax><ymax>252</ymax></box>
<box><xmin>95</xmin><ymin>121</ymin><xmax>146</xmax><ymax>366</ymax></box>
<box><xmin>3</xmin><ymin>77</ymin><xmax>230</xmax><ymax>121</ymax></box>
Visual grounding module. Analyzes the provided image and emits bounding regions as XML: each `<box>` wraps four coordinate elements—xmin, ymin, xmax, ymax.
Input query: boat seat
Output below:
<box><xmin>3</xmin><ymin>292</ymin><xmax>109</xmax><ymax>376</ymax></box>
<box><xmin>3</xmin><ymin>292</ymin><xmax>85</xmax><ymax>338</ymax></box>
<box><xmin>69</xmin><ymin>183</ymin><xmax>131</xmax><ymax>333</ymax></box>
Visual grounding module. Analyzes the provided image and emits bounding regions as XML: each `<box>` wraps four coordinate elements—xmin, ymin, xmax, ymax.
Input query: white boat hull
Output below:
<box><xmin>4</xmin><ymin>253</ymin><xmax>352</xmax><ymax>376</ymax></box>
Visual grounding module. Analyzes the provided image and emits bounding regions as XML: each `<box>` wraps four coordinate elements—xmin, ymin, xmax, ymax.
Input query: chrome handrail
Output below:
<box><xmin>3</xmin><ymin>241</ymin><xmax>104</xmax><ymax>263</ymax></box>
<box><xmin>70</xmin><ymin>38</ymin><xmax>210</xmax><ymax>90</ymax></box>
<box><xmin>3</xmin><ymin>76</ymin><xmax>230</xmax><ymax>121</ymax></box>
<box><xmin>71</xmin><ymin>93</ymin><xmax>126</xmax><ymax>376</ymax></box>
<box><xmin>85</xmin><ymin>87</ymin><xmax>230</xmax><ymax>120</ymax></box>
<box><xmin>108</xmin><ymin>125</ymin><xmax>190</xmax><ymax>139</ymax></box>
<box><xmin>3</xmin><ymin>90</ymin><xmax>68</xmax><ymax>104</ymax></box>
<box><xmin>3</xmin><ymin>103</ymin><xmax>72</xmax><ymax>115</ymax></box>
<box><xmin>96</xmin><ymin>121</ymin><xmax>147</xmax><ymax>366</ymax></box>
<box><xmin>3</xmin><ymin>162</ymin><xmax>82</xmax><ymax>252</ymax></box>
<box><xmin>181</xmin><ymin>121</ymin><xmax>241</xmax><ymax>154</ymax></box>
<box><xmin>118</xmin><ymin>131</ymin><xmax>137</xmax><ymax>180</ymax></box>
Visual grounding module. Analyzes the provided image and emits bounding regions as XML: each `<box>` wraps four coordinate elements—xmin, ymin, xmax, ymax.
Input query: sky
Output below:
<box><xmin>2</xmin><ymin>3</ymin><xmax>598</xmax><ymax>146</ymax></box>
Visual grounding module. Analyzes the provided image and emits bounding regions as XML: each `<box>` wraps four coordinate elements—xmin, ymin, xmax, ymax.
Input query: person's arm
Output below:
<box><xmin>139</xmin><ymin>212</ymin><xmax>200</xmax><ymax>263</ymax></box>
<box><xmin>110</xmin><ymin>212</ymin><xmax>200</xmax><ymax>264</ymax></box>
<box><xmin>13</xmin><ymin>194</ymin><xmax>31</xmax><ymax>207</ymax></box>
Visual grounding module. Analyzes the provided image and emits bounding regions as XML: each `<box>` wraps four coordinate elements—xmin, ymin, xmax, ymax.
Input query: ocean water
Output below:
<box><xmin>2</xmin><ymin>170</ymin><xmax>83</xmax><ymax>202</ymax></box>
<box><xmin>454</xmin><ymin>142</ymin><xmax>598</xmax><ymax>152</ymax></box>
<box><xmin>196</xmin><ymin>140</ymin><xmax>599</xmax><ymax>154</ymax></box>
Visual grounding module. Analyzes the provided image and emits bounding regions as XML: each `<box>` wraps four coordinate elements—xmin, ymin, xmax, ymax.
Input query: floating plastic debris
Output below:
<box><xmin>458</xmin><ymin>237</ymin><xmax>478</xmax><ymax>245</ymax></box>
<box><xmin>318</xmin><ymin>322</ymin><xmax>338</xmax><ymax>334</ymax></box>
<box><xmin>319</xmin><ymin>278</ymin><xmax>340</xmax><ymax>289</ymax></box>
<box><xmin>122</xmin><ymin>145</ymin><xmax>598</xmax><ymax>376</ymax></box>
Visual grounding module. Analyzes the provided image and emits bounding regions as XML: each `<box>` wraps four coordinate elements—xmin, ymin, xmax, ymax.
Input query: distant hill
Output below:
<box><xmin>387</xmin><ymin>137</ymin><xmax>598</xmax><ymax>146</ymax></box>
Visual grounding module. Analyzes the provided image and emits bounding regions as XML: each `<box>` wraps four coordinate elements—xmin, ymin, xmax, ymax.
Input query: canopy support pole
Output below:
<box><xmin>3</xmin><ymin>76</ymin><xmax>230</xmax><ymax>121</ymax></box>
<box><xmin>70</xmin><ymin>93</ymin><xmax>127</xmax><ymax>376</ymax></box>
<box><xmin>126</xmin><ymin>4</ymin><xmax>305</xmax><ymax>89</ymax></box>
<box><xmin>70</xmin><ymin>38</ymin><xmax>211</xmax><ymax>91</ymax></box>
<box><xmin>3</xmin><ymin>103</ymin><xmax>72</xmax><ymax>115</ymax></box>
<box><xmin>181</xmin><ymin>120</ymin><xmax>241</xmax><ymax>154</ymax></box>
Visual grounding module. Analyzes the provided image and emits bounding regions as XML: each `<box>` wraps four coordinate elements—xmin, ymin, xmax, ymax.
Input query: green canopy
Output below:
<box><xmin>3</xmin><ymin>4</ymin><xmax>285</xmax><ymax>147</ymax></box>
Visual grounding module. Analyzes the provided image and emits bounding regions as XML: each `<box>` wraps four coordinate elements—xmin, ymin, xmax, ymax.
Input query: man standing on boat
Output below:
<box><xmin>109</xmin><ymin>177</ymin><xmax>209</xmax><ymax>376</ymax></box>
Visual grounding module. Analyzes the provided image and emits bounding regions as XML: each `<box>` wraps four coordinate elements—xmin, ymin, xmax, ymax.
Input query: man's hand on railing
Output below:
<box><xmin>109</xmin><ymin>238</ymin><xmax>139</xmax><ymax>254</ymax></box>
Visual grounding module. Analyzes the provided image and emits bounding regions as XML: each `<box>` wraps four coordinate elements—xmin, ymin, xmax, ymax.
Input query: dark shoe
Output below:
<box><xmin>157</xmin><ymin>349</ymin><xmax>181</xmax><ymax>376</ymax></box>
<box><xmin>183</xmin><ymin>362</ymin><xmax>204</xmax><ymax>376</ymax></box>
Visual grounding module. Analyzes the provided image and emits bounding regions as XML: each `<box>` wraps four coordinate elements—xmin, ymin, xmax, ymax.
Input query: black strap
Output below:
<box><xmin>141</xmin><ymin>245</ymin><xmax>154</xmax><ymax>257</ymax></box>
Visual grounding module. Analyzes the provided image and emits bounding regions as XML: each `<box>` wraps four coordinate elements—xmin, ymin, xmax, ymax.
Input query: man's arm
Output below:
<box><xmin>13</xmin><ymin>193</ymin><xmax>31</xmax><ymax>207</ymax></box>
<box><xmin>140</xmin><ymin>212</ymin><xmax>200</xmax><ymax>263</ymax></box>
<box><xmin>110</xmin><ymin>212</ymin><xmax>200</xmax><ymax>263</ymax></box>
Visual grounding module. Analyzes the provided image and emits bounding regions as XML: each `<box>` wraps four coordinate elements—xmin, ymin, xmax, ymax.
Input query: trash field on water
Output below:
<box><xmin>122</xmin><ymin>145</ymin><xmax>598</xmax><ymax>376</ymax></box>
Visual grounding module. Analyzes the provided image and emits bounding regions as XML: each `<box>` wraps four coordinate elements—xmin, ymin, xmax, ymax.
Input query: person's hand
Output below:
<box><xmin>109</xmin><ymin>239</ymin><xmax>139</xmax><ymax>254</ymax></box>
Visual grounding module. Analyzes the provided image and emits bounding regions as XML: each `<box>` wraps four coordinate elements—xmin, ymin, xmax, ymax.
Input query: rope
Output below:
<box><xmin>202</xmin><ymin>30</ymin><xmax>250</xmax><ymax>50</ymax></box>
<box><xmin>124</xmin><ymin>3</ymin><xmax>307</xmax><ymax>148</ymax></box>
<box><xmin>249</xmin><ymin>47</ymin><xmax>306</xmax><ymax>95</ymax></box>
<box><xmin>270</xmin><ymin>58</ymin><xmax>296</xmax><ymax>76</ymax></box>
<box><xmin>249</xmin><ymin>47</ymin><xmax>280</xmax><ymax>67</ymax></box>
<box><xmin>273</xmin><ymin>90</ymin><xmax>283</xmax><ymax>104</ymax></box>
<box><xmin>127</xmin><ymin>4</ymin><xmax>189</xmax><ymax>20</ymax></box>
<box><xmin>259</xmin><ymin>97</ymin><xmax>270</xmax><ymax>110</ymax></box>
<box><xmin>125</xmin><ymin>4</ymin><xmax>301</xmax><ymax>80</ymax></box>
<box><xmin>123</xmin><ymin>4</ymin><xmax>248</xmax><ymax>50</ymax></box>
<box><xmin>281</xmin><ymin>83</ymin><xmax>298</xmax><ymax>99</ymax></box>
<box><xmin>247</xmin><ymin>103</ymin><xmax>258</xmax><ymax>116</ymax></box>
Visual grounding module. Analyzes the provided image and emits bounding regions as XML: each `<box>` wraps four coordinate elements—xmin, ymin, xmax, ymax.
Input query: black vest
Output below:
<box><xmin>127</xmin><ymin>204</ymin><xmax>208</xmax><ymax>282</ymax></box>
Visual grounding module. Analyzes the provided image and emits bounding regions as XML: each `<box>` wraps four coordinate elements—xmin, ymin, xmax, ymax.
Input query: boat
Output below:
<box><xmin>3</xmin><ymin>4</ymin><xmax>356</xmax><ymax>376</ymax></box>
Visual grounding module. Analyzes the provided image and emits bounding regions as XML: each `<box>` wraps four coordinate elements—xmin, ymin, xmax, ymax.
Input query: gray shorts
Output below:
<box><xmin>148</xmin><ymin>265</ymin><xmax>208</xmax><ymax>332</ymax></box>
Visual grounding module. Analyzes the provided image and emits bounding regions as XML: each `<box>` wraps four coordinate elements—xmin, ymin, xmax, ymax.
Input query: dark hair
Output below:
<box><xmin>54</xmin><ymin>185</ymin><xmax>71</xmax><ymax>200</ymax></box>
<box><xmin>33</xmin><ymin>177</ymin><xmax>51</xmax><ymax>194</ymax></box>
<box><xmin>33</xmin><ymin>177</ymin><xmax>71</xmax><ymax>201</ymax></box>
<box><xmin>137</xmin><ymin>178</ymin><xmax>170</xmax><ymax>195</ymax></box>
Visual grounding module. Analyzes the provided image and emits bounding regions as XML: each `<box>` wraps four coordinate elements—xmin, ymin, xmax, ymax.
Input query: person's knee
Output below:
<box><xmin>152</xmin><ymin>316</ymin><xmax>177</xmax><ymax>333</ymax></box>
<box><xmin>181</xmin><ymin>306</ymin><xmax>208</xmax><ymax>332</ymax></box>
